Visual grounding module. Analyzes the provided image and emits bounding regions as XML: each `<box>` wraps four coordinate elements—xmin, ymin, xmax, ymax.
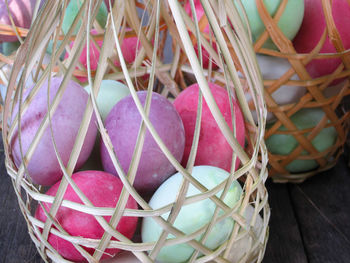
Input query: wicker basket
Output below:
<box><xmin>3</xmin><ymin>1</ymin><xmax>269</xmax><ymax>262</ymax></box>
<box><xmin>182</xmin><ymin>0</ymin><xmax>350</xmax><ymax>183</ymax></box>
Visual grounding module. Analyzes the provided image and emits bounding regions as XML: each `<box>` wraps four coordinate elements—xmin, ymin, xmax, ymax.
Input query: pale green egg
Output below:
<box><xmin>84</xmin><ymin>80</ymin><xmax>130</xmax><ymax>121</ymax></box>
<box><xmin>47</xmin><ymin>0</ymin><xmax>108</xmax><ymax>56</ymax></box>
<box><xmin>142</xmin><ymin>165</ymin><xmax>243</xmax><ymax>263</ymax></box>
<box><xmin>234</xmin><ymin>0</ymin><xmax>304</xmax><ymax>49</ymax></box>
<box><xmin>266</xmin><ymin>108</ymin><xmax>338</xmax><ymax>173</ymax></box>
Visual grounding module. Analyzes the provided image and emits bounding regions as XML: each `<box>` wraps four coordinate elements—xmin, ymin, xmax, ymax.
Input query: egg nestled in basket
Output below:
<box><xmin>10</xmin><ymin>76</ymin><xmax>97</xmax><ymax>185</ymax></box>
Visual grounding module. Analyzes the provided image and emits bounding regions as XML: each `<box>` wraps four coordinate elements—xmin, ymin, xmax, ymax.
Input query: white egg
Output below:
<box><xmin>0</xmin><ymin>52</ymin><xmax>52</xmax><ymax>102</ymax></box>
<box><xmin>84</xmin><ymin>79</ymin><xmax>130</xmax><ymax>121</ymax></box>
<box><xmin>224</xmin><ymin>204</ymin><xmax>264</xmax><ymax>263</ymax></box>
<box><xmin>244</xmin><ymin>54</ymin><xmax>306</xmax><ymax>122</ymax></box>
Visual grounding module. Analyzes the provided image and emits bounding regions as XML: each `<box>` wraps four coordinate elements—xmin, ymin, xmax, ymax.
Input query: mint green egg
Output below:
<box><xmin>47</xmin><ymin>0</ymin><xmax>108</xmax><ymax>56</ymax></box>
<box><xmin>266</xmin><ymin>108</ymin><xmax>338</xmax><ymax>173</ymax></box>
<box><xmin>141</xmin><ymin>165</ymin><xmax>243</xmax><ymax>263</ymax></box>
<box><xmin>234</xmin><ymin>0</ymin><xmax>304</xmax><ymax>49</ymax></box>
<box><xmin>84</xmin><ymin>80</ymin><xmax>130</xmax><ymax>121</ymax></box>
<box><xmin>1</xmin><ymin>41</ymin><xmax>21</xmax><ymax>56</ymax></box>
<box><xmin>61</xmin><ymin>0</ymin><xmax>108</xmax><ymax>35</ymax></box>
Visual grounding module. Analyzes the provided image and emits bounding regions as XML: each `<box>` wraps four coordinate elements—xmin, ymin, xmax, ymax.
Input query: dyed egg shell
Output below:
<box><xmin>0</xmin><ymin>0</ymin><xmax>43</xmax><ymax>42</ymax></box>
<box><xmin>47</xmin><ymin>0</ymin><xmax>107</xmax><ymax>56</ymax></box>
<box><xmin>1</xmin><ymin>41</ymin><xmax>21</xmax><ymax>55</ymax></box>
<box><xmin>61</xmin><ymin>0</ymin><xmax>108</xmax><ymax>35</ymax></box>
<box><xmin>10</xmin><ymin>76</ymin><xmax>97</xmax><ymax>185</ymax></box>
<box><xmin>105</xmin><ymin>205</ymin><xmax>264</xmax><ymax>262</ymax></box>
<box><xmin>173</xmin><ymin>82</ymin><xmax>245</xmax><ymax>172</ymax></box>
<box><xmin>293</xmin><ymin>0</ymin><xmax>350</xmax><ymax>82</ymax></box>
<box><xmin>254</xmin><ymin>54</ymin><xmax>306</xmax><ymax>122</ymax></box>
<box><xmin>265</xmin><ymin>108</ymin><xmax>338</xmax><ymax>173</ymax></box>
<box><xmin>141</xmin><ymin>165</ymin><xmax>243</xmax><ymax>263</ymax></box>
<box><xmin>234</xmin><ymin>0</ymin><xmax>304</xmax><ymax>49</ymax></box>
<box><xmin>35</xmin><ymin>170</ymin><xmax>138</xmax><ymax>262</ymax></box>
<box><xmin>100</xmin><ymin>91</ymin><xmax>185</xmax><ymax>194</ymax></box>
<box><xmin>85</xmin><ymin>80</ymin><xmax>130</xmax><ymax>121</ymax></box>
<box><xmin>226</xmin><ymin>205</ymin><xmax>264</xmax><ymax>262</ymax></box>
<box><xmin>65</xmin><ymin>29</ymin><xmax>140</xmax><ymax>83</ymax></box>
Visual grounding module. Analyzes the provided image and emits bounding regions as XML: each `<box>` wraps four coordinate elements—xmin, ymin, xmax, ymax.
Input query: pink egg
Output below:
<box><xmin>10</xmin><ymin>76</ymin><xmax>97</xmax><ymax>185</ymax></box>
<box><xmin>173</xmin><ymin>82</ymin><xmax>245</xmax><ymax>172</ymax></box>
<box><xmin>293</xmin><ymin>0</ymin><xmax>350</xmax><ymax>82</ymax></box>
<box><xmin>100</xmin><ymin>91</ymin><xmax>185</xmax><ymax>194</ymax></box>
<box><xmin>35</xmin><ymin>170</ymin><xmax>138</xmax><ymax>262</ymax></box>
<box><xmin>184</xmin><ymin>0</ymin><xmax>219</xmax><ymax>69</ymax></box>
<box><xmin>0</xmin><ymin>0</ymin><xmax>43</xmax><ymax>42</ymax></box>
<box><xmin>65</xmin><ymin>29</ymin><xmax>140</xmax><ymax>83</ymax></box>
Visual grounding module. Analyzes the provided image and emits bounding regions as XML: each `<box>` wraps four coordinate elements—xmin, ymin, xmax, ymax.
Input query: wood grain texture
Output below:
<box><xmin>262</xmin><ymin>181</ymin><xmax>308</xmax><ymax>263</ymax></box>
<box><xmin>289</xmin><ymin>154</ymin><xmax>350</xmax><ymax>263</ymax></box>
<box><xmin>0</xmin><ymin>148</ymin><xmax>42</xmax><ymax>263</ymax></box>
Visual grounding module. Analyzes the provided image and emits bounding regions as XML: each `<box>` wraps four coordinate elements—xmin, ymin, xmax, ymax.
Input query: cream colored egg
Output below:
<box><xmin>0</xmin><ymin>52</ymin><xmax>52</xmax><ymax>101</ymax></box>
<box><xmin>244</xmin><ymin>54</ymin><xmax>306</xmax><ymax>122</ymax></box>
<box><xmin>224</xmin><ymin>205</ymin><xmax>264</xmax><ymax>263</ymax></box>
<box><xmin>84</xmin><ymin>79</ymin><xmax>130</xmax><ymax>121</ymax></box>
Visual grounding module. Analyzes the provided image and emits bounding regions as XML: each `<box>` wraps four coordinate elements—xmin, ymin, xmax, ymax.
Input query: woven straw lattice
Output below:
<box><xmin>185</xmin><ymin>0</ymin><xmax>350</xmax><ymax>183</ymax></box>
<box><xmin>2</xmin><ymin>1</ymin><xmax>269</xmax><ymax>262</ymax></box>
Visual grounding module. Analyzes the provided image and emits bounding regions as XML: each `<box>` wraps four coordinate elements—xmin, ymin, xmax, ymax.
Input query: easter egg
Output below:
<box><xmin>61</xmin><ymin>0</ymin><xmax>108</xmax><ymax>36</ymax></box>
<box><xmin>85</xmin><ymin>80</ymin><xmax>130</xmax><ymax>121</ymax></box>
<box><xmin>35</xmin><ymin>170</ymin><xmax>138</xmax><ymax>262</ymax></box>
<box><xmin>254</xmin><ymin>54</ymin><xmax>306</xmax><ymax>122</ymax></box>
<box><xmin>141</xmin><ymin>165</ymin><xmax>243</xmax><ymax>263</ymax></box>
<box><xmin>0</xmin><ymin>0</ymin><xmax>43</xmax><ymax>42</ymax></box>
<box><xmin>10</xmin><ymin>76</ymin><xmax>97</xmax><ymax>185</ymax></box>
<box><xmin>0</xmin><ymin>52</ymin><xmax>51</xmax><ymax>98</ymax></box>
<box><xmin>47</xmin><ymin>0</ymin><xmax>107</xmax><ymax>56</ymax></box>
<box><xmin>234</xmin><ymin>0</ymin><xmax>304</xmax><ymax>49</ymax></box>
<box><xmin>173</xmin><ymin>82</ymin><xmax>245</xmax><ymax>172</ymax></box>
<box><xmin>65</xmin><ymin>29</ymin><xmax>140</xmax><ymax>83</ymax></box>
<box><xmin>265</xmin><ymin>108</ymin><xmax>338</xmax><ymax>173</ymax></box>
<box><xmin>226</xmin><ymin>205</ymin><xmax>264</xmax><ymax>262</ymax></box>
<box><xmin>184</xmin><ymin>0</ymin><xmax>219</xmax><ymax>69</ymax></box>
<box><xmin>100</xmin><ymin>91</ymin><xmax>185</xmax><ymax>194</ymax></box>
<box><xmin>1</xmin><ymin>41</ymin><xmax>20</xmax><ymax>55</ymax></box>
<box><xmin>293</xmin><ymin>0</ymin><xmax>350</xmax><ymax>82</ymax></box>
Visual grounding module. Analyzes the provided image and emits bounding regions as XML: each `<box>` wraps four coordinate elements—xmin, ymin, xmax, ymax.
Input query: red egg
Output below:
<box><xmin>293</xmin><ymin>0</ymin><xmax>350</xmax><ymax>81</ymax></box>
<box><xmin>173</xmin><ymin>82</ymin><xmax>245</xmax><ymax>172</ymax></box>
<box><xmin>35</xmin><ymin>170</ymin><xmax>138</xmax><ymax>262</ymax></box>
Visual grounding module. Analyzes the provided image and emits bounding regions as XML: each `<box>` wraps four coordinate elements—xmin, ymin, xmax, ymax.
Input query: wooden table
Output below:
<box><xmin>1</xmin><ymin>141</ymin><xmax>349</xmax><ymax>263</ymax></box>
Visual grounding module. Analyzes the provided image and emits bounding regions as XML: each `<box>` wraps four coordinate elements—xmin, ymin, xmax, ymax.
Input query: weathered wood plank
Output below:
<box><xmin>263</xmin><ymin>180</ymin><xmax>308</xmax><ymax>263</ymax></box>
<box><xmin>289</xmin><ymin>154</ymin><xmax>350</xmax><ymax>263</ymax></box>
<box><xmin>0</xmin><ymin>149</ymin><xmax>42</xmax><ymax>263</ymax></box>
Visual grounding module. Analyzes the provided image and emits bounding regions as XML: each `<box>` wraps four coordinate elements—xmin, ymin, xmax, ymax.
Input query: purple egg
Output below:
<box><xmin>100</xmin><ymin>91</ymin><xmax>185</xmax><ymax>194</ymax></box>
<box><xmin>10</xmin><ymin>76</ymin><xmax>97</xmax><ymax>185</ymax></box>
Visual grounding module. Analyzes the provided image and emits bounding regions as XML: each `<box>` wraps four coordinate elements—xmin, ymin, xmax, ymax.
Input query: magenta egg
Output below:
<box><xmin>35</xmin><ymin>170</ymin><xmax>138</xmax><ymax>262</ymax></box>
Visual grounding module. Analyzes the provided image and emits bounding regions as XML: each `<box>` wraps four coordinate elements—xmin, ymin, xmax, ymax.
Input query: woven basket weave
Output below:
<box><xmin>3</xmin><ymin>1</ymin><xmax>269</xmax><ymax>262</ymax></box>
<box><xmin>182</xmin><ymin>0</ymin><xmax>350</xmax><ymax>183</ymax></box>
